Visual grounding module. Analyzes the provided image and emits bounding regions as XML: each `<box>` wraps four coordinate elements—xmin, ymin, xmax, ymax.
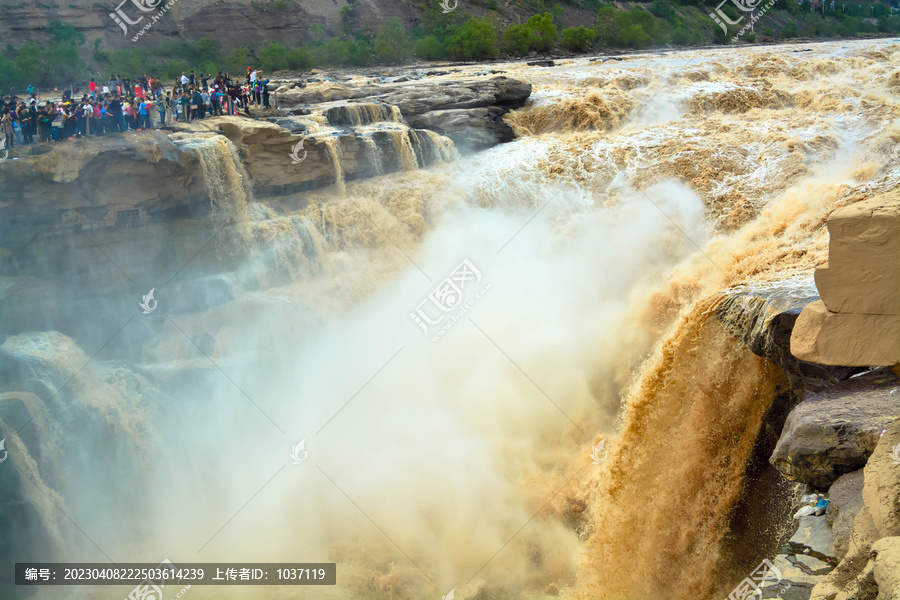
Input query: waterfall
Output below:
<box><xmin>576</xmin><ymin>296</ymin><xmax>789</xmax><ymax>600</ymax></box>
<box><xmin>169</xmin><ymin>132</ymin><xmax>252</xmax><ymax>226</ymax></box>
<box><xmin>323</xmin><ymin>136</ymin><xmax>346</xmax><ymax>194</ymax></box>
<box><xmin>324</xmin><ymin>102</ymin><xmax>405</xmax><ymax>127</ymax></box>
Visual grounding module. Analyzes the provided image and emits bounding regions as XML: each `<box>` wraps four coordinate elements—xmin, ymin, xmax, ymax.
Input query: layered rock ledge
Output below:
<box><xmin>791</xmin><ymin>192</ymin><xmax>900</xmax><ymax>367</ymax></box>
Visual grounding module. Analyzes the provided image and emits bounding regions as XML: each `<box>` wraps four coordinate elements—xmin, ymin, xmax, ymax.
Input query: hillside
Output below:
<box><xmin>1</xmin><ymin>0</ymin><xmax>898</xmax><ymax>89</ymax></box>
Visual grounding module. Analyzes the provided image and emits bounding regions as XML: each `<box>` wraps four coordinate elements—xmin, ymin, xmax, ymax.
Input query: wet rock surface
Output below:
<box><xmin>761</xmin><ymin>515</ymin><xmax>837</xmax><ymax>600</ymax></box>
<box><xmin>826</xmin><ymin>469</ymin><xmax>866</xmax><ymax>560</ymax></box>
<box><xmin>770</xmin><ymin>367</ymin><xmax>900</xmax><ymax>489</ymax></box>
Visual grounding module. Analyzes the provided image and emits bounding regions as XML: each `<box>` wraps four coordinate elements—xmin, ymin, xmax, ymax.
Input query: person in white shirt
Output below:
<box><xmin>180</xmin><ymin>72</ymin><xmax>189</xmax><ymax>86</ymax></box>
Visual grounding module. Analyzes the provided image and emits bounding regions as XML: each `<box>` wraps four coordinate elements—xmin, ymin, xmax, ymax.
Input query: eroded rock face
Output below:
<box><xmin>406</xmin><ymin>107</ymin><xmax>518</xmax><ymax>152</ymax></box>
<box><xmin>769</xmin><ymin>367</ymin><xmax>900</xmax><ymax>489</ymax></box>
<box><xmin>0</xmin><ymin>132</ymin><xmax>204</xmax><ymax>221</ymax></box>
<box><xmin>274</xmin><ymin>76</ymin><xmax>531</xmax><ymax>156</ymax></box>
<box><xmin>809</xmin><ymin>420</ymin><xmax>900</xmax><ymax>600</ymax></box>
<box><xmin>827</xmin><ymin>470</ymin><xmax>865</xmax><ymax>560</ymax></box>
<box><xmin>183</xmin><ymin>115</ymin><xmax>457</xmax><ymax>193</ymax></box>
<box><xmin>870</xmin><ymin>537</ymin><xmax>900</xmax><ymax>600</ymax></box>
<box><xmin>791</xmin><ymin>193</ymin><xmax>900</xmax><ymax>367</ymax></box>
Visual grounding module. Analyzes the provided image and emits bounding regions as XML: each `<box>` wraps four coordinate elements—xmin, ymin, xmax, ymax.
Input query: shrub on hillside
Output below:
<box><xmin>260</xmin><ymin>43</ymin><xmax>288</xmax><ymax>71</ymax></box>
<box><xmin>526</xmin><ymin>13</ymin><xmax>558</xmax><ymax>51</ymax></box>
<box><xmin>374</xmin><ymin>17</ymin><xmax>411</xmax><ymax>63</ymax></box>
<box><xmin>287</xmin><ymin>47</ymin><xmax>312</xmax><ymax>70</ymax></box>
<box><xmin>502</xmin><ymin>23</ymin><xmax>540</xmax><ymax>55</ymax></box>
<box><xmin>649</xmin><ymin>0</ymin><xmax>676</xmax><ymax>19</ymax></box>
<box><xmin>414</xmin><ymin>35</ymin><xmax>446</xmax><ymax>60</ymax></box>
<box><xmin>561</xmin><ymin>26</ymin><xmax>597</xmax><ymax>51</ymax></box>
<box><xmin>446</xmin><ymin>18</ymin><xmax>498</xmax><ymax>60</ymax></box>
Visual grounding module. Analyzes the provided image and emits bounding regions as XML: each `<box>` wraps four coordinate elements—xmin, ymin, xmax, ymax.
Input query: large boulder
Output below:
<box><xmin>770</xmin><ymin>367</ymin><xmax>900</xmax><ymax>489</ymax></box>
<box><xmin>406</xmin><ymin>107</ymin><xmax>517</xmax><ymax>152</ymax></box>
<box><xmin>791</xmin><ymin>193</ymin><xmax>900</xmax><ymax>366</ymax></box>
<box><xmin>827</xmin><ymin>470</ymin><xmax>865</xmax><ymax>560</ymax></box>
<box><xmin>373</xmin><ymin>77</ymin><xmax>533</xmax><ymax>115</ymax></box>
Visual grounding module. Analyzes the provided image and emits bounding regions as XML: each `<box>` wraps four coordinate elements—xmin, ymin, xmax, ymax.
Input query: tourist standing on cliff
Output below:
<box><xmin>180</xmin><ymin>91</ymin><xmax>191</xmax><ymax>122</ymax></box>
<box><xmin>137</xmin><ymin>98</ymin><xmax>149</xmax><ymax>130</ymax></box>
<box><xmin>37</xmin><ymin>106</ymin><xmax>52</xmax><ymax>142</ymax></box>
<box><xmin>1</xmin><ymin>109</ymin><xmax>14</xmax><ymax>150</ymax></box>
<box><xmin>157</xmin><ymin>94</ymin><xmax>167</xmax><ymax>127</ymax></box>
<box><xmin>16</xmin><ymin>102</ymin><xmax>33</xmax><ymax>145</ymax></box>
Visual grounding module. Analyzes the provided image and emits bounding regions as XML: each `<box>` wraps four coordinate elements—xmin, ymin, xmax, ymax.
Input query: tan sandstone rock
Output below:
<box><xmin>816</xmin><ymin>194</ymin><xmax>900</xmax><ymax>316</ymax></box>
<box><xmin>792</xmin><ymin>301</ymin><xmax>900</xmax><ymax>367</ymax></box>
<box><xmin>791</xmin><ymin>193</ymin><xmax>900</xmax><ymax>366</ymax></box>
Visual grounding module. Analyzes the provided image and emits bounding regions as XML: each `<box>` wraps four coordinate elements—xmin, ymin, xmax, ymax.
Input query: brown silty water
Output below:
<box><xmin>6</xmin><ymin>39</ymin><xmax>900</xmax><ymax>600</ymax></box>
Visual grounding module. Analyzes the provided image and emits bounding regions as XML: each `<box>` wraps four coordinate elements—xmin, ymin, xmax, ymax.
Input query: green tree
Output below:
<box><xmin>374</xmin><ymin>17</ymin><xmax>411</xmax><ymax>63</ymax></box>
<box><xmin>502</xmin><ymin>23</ymin><xmax>539</xmax><ymax>55</ymax></box>
<box><xmin>595</xmin><ymin>5</ymin><xmax>622</xmax><ymax>45</ymax></box>
<box><xmin>0</xmin><ymin>54</ymin><xmax>16</xmax><ymax>90</ymax></box>
<box><xmin>46</xmin><ymin>20</ymin><xmax>85</xmax><ymax>46</ymax></box>
<box><xmin>413</xmin><ymin>35</ymin><xmax>446</xmax><ymax>60</ymax></box>
<box><xmin>287</xmin><ymin>47</ymin><xmax>313</xmax><ymax>70</ymax></box>
<box><xmin>629</xmin><ymin>8</ymin><xmax>657</xmax><ymax>38</ymax></box>
<box><xmin>322</xmin><ymin>38</ymin><xmax>353</xmax><ymax>66</ymax></box>
<box><xmin>260</xmin><ymin>42</ymin><xmax>288</xmax><ymax>71</ymax></box>
<box><xmin>225</xmin><ymin>45</ymin><xmax>248</xmax><ymax>74</ymax></box>
<box><xmin>15</xmin><ymin>44</ymin><xmax>45</xmax><ymax>86</ymax></box>
<box><xmin>192</xmin><ymin>37</ymin><xmax>221</xmax><ymax>65</ymax></box>
<box><xmin>340</xmin><ymin>5</ymin><xmax>352</xmax><ymax>34</ymax></box>
<box><xmin>45</xmin><ymin>43</ymin><xmax>86</xmax><ymax>84</ymax></box>
<box><xmin>526</xmin><ymin>13</ymin><xmax>558</xmax><ymax>51</ymax></box>
<box><xmin>650</xmin><ymin>0</ymin><xmax>675</xmax><ymax>19</ymax></box>
<box><xmin>561</xmin><ymin>26</ymin><xmax>596</xmax><ymax>51</ymax></box>
<box><xmin>446</xmin><ymin>18</ymin><xmax>498</xmax><ymax>60</ymax></box>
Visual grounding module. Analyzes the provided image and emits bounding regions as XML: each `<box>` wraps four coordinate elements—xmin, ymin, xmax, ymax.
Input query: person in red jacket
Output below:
<box><xmin>88</xmin><ymin>78</ymin><xmax>97</xmax><ymax>100</ymax></box>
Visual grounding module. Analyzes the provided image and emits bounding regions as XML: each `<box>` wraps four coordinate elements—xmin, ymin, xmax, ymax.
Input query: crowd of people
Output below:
<box><xmin>1</xmin><ymin>68</ymin><xmax>272</xmax><ymax>149</ymax></box>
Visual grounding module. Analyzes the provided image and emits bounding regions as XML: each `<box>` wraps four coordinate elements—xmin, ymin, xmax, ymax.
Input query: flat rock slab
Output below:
<box><xmin>770</xmin><ymin>367</ymin><xmax>900</xmax><ymax>488</ymax></box>
<box><xmin>761</xmin><ymin>516</ymin><xmax>837</xmax><ymax>600</ymax></box>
